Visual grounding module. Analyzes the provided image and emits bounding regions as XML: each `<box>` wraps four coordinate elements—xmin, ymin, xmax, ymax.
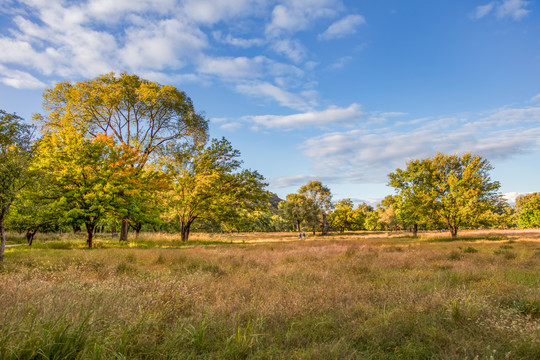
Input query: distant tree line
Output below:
<box><xmin>1</xmin><ymin>73</ymin><xmax>539</xmax><ymax>261</ymax></box>
<box><xmin>277</xmin><ymin>154</ymin><xmax>534</xmax><ymax>237</ymax></box>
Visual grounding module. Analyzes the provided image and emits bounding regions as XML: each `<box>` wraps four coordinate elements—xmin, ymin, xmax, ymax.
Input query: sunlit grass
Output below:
<box><xmin>1</xmin><ymin>229</ymin><xmax>540</xmax><ymax>359</ymax></box>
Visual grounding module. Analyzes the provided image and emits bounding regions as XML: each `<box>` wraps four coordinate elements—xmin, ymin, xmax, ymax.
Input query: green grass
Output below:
<box><xmin>1</xmin><ymin>231</ymin><xmax>540</xmax><ymax>359</ymax></box>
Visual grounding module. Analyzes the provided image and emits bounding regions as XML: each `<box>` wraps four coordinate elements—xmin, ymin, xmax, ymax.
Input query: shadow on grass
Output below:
<box><xmin>424</xmin><ymin>235</ymin><xmax>509</xmax><ymax>243</ymax></box>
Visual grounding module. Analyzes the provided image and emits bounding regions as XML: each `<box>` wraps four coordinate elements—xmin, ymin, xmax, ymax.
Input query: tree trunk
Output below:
<box><xmin>26</xmin><ymin>228</ymin><xmax>38</xmax><ymax>246</ymax></box>
<box><xmin>73</xmin><ymin>225</ymin><xmax>81</xmax><ymax>233</ymax></box>
<box><xmin>180</xmin><ymin>222</ymin><xmax>191</xmax><ymax>242</ymax></box>
<box><xmin>131</xmin><ymin>222</ymin><xmax>142</xmax><ymax>238</ymax></box>
<box><xmin>450</xmin><ymin>227</ymin><xmax>458</xmax><ymax>239</ymax></box>
<box><xmin>120</xmin><ymin>218</ymin><xmax>129</xmax><ymax>242</ymax></box>
<box><xmin>321</xmin><ymin>213</ymin><xmax>329</xmax><ymax>236</ymax></box>
<box><xmin>85</xmin><ymin>223</ymin><xmax>95</xmax><ymax>248</ymax></box>
<box><xmin>296</xmin><ymin>220</ymin><xmax>301</xmax><ymax>232</ymax></box>
<box><xmin>0</xmin><ymin>213</ymin><xmax>5</xmax><ymax>262</ymax></box>
<box><xmin>412</xmin><ymin>223</ymin><xmax>418</xmax><ymax>237</ymax></box>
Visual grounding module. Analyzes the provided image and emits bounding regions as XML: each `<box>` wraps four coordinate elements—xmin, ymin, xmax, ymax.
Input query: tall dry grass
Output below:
<box><xmin>1</xmin><ymin>230</ymin><xmax>539</xmax><ymax>359</ymax></box>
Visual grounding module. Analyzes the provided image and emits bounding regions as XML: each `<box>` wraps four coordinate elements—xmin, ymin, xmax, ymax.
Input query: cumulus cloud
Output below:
<box><xmin>244</xmin><ymin>103</ymin><xmax>364</xmax><ymax>129</ymax></box>
<box><xmin>181</xmin><ymin>0</ymin><xmax>268</xmax><ymax>25</ymax></box>
<box><xmin>503</xmin><ymin>191</ymin><xmax>530</xmax><ymax>205</ymax></box>
<box><xmin>318</xmin><ymin>14</ymin><xmax>366</xmax><ymax>40</ymax></box>
<box><xmin>0</xmin><ymin>0</ymin><xmax>361</xmax><ymax>112</ymax></box>
<box><xmin>472</xmin><ymin>0</ymin><xmax>531</xmax><ymax>21</ymax></box>
<box><xmin>0</xmin><ymin>0</ymin><xmax>274</xmax><ymax>85</ymax></box>
<box><xmin>265</xmin><ymin>0</ymin><xmax>340</xmax><ymax>37</ymax></box>
<box><xmin>119</xmin><ymin>19</ymin><xmax>207</xmax><ymax>71</ymax></box>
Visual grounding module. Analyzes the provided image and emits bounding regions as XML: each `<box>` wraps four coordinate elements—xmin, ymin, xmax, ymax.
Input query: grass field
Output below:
<box><xmin>1</xmin><ymin>230</ymin><xmax>540</xmax><ymax>359</ymax></box>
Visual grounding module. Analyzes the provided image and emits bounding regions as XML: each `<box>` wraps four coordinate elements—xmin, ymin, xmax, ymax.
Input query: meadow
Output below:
<box><xmin>1</xmin><ymin>230</ymin><xmax>540</xmax><ymax>359</ymax></box>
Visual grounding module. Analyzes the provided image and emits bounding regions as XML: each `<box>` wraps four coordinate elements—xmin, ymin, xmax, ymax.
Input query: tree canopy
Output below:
<box><xmin>516</xmin><ymin>193</ymin><xmax>540</xmax><ymax>229</ymax></box>
<box><xmin>0</xmin><ymin>110</ymin><xmax>34</xmax><ymax>261</ymax></box>
<box><xmin>388</xmin><ymin>153</ymin><xmax>503</xmax><ymax>238</ymax></box>
<box><xmin>299</xmin><ymin>180</ymin><xmax>333</xmax><ymax>235</ymax></box>
<box><xmin>162</xmin><ymin>138</ymin><xmax>268</xmax><ymax>242</ymax></box>
<box><xmin>36</xmin><ymin>73</ymin><xmax>209</xmax><ymax>241</ymax></box>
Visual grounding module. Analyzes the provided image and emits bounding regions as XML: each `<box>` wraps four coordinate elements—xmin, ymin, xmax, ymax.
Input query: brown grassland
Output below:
<box><xmin>1</xmin><ymin>229</ymin><xmax>540</xmax><ymax>359</ymax></box>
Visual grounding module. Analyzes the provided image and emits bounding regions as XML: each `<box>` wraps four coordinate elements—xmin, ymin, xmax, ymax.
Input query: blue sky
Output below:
<box><xmin>0</xmin><ymin>0</ymin><xmax>539</xmax><ymax>205</ymax></box>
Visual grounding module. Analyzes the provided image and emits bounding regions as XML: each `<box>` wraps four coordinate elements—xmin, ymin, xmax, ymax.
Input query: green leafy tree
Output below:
<box><xmin>388</xmin><ymin>160</ymin><xmax>433</xmax><ymax>236</ymax></box>
<box><xmin>516</xmin><ymin>193</ymin><xmax>540</xmax><ymax>229</ymax></box>
<box><xmin>37</xmin><ymin>73</ymin><xmax>208</xmax><ymax>241</ymax></box>
<box><xmin>299</xmin><ymin>180</ymin><xmax>333</xmax><ymax>235</ymax></box>
<box><xmin>329</xmin><ymin>199</ymin><xmax>354</xmax><ymax>233</ymax></box>
<box><xmin>364</xmin><ymin>210</ymin><xmax>381</xmax><ymax>231</ymax></box>
<box><xmin>331</xmin><ymin>202</ymin><xmax>372</xmax><ymax>232</ymax></box>
<box><xmin>162</xmin><ymin>138</ymin><xmax>268</xmax><ymax>242</ymax></box>
<box><xmin>389</xmin><ymin>153</ymin><xmax>503</xmax><ymax>238</ymax></box>
<box><xmin>350</xmin><ymin>203</ymin><xmax>373</xmax><ymax>230</ymax></box>
<box><xmin>35</xmin><ymin>125</ymin><xmax>140</xmax><ymax>247</ymax></box>
<box><xmin>0</xmin><ymin>110</ymin><xmax>34</xmax><ymax>261</ymax></box>
<box><xmin>6</xmin><ymin>181</ymin><xmax>59</xmax><ymax>245</ymax></box>
<box><xmin>377</xmin><ymin>195</ymin><xmax>399</xmax><ymax>231</ymax></box>
<box><xmin>278</xmin><ymin>193</ymin><xmax>318</xmax><ymax>233</ymax></box>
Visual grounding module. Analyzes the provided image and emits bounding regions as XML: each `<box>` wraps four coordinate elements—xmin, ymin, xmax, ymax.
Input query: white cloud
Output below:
<box><xmin>297</xmin><ymin>105</ymin><xmax>540</xmax><ymax>183</ymax></box>
<box><xmin>472</xmin><ymin>3</ymin><xmax>496</xmax><ymax>19</ymax></box>
<box><xmin>0</xmin><ymin>64</ymin><xmax>46</xmax><ymax>89</ymax></box>
<box><xmin>530</xmin><ymin>93</ymin><xmax>540</xmax><ymax>103</ymax></box>
<box><xmin>243</xmin><ymin>103</ymin><xmax>363</xmax><ymax>129</ymax></box>
<box><xmin>181</xmin><ymin>0</ymin><xmax>268</xmax><ymax>25</ymax></box>
<box><xmin>503</xmin><ymin>191</ymin><xmax>530</xmax><ymax>205</ymax></box>
<box><xmin>269</xmin><ymin>174</ymin><xmax>337</xmax><ymax>189</ymax></box>
<box><xmin>270</xmin><ymin>38</ymin><xmax>307</xmax><ymax>63</ymax></box>
<box><xmin>496</xmin><ymin>0</ymin><xmax>531</xmax><ymax>20</ymax></box>
<box><xmin>328</xmin><ymin>56</ymin><xmax>353</xmax><ymax>70</ymax></box>
<box><xmin>473</xmin><ymin>0</ymin><xmax>531</xmax><ymax>21</ymax></box>
<box><xmin>237</xmin><ymin>81</ymin><xmax>316</xmax><ymax>111</ymax></box>
<box><xmin>197</xmin><ymin>56</ymin><xmax>267</xmax><ymax>80</ymax></box>
<box><xmin>318</xmin><ymin>14</ymin><xmax>366</xmax><ymax>40</ymax></box>
<box><xmin>265</xmin><ymin>0</ymin><xmax>340</xmax><ymax>37</ymax></box>
<box><xmin>212</xmin><ymin>31</ymin><xmax>265</xmax><ymax>48</ymax></box>
<box><xmin>0</xmin><ymin>0</ymin><xmax>268</xmax><ymax>85</ymax></box>
<box><xmin>119</xmin><ymin>19</ymin><xmax>207</xmax><ymax>71</ymax></box>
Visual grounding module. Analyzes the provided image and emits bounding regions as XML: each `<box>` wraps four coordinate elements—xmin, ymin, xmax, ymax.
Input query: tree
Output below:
<box><xmin>278</xmin><ymin>193</ymin><xmax>318</xmax><ymax>233</ymax></box>
<box><xmin>516</xmin><ymin>193</ymin><xmax>540</xmax><ymax>229</ymax></box>
<box><xmin>364</xmin><ymin>210</ymin><xmax>381</xmax><ymax>231</ymax></box>
<box><xmin>34</xmin><ymin>123</ymin><xmax>141</xmax><ymax>247</ymax></box>
<box><xmin>329</xmin><ymin>199</ymin><xmax>372</xmax><ymax>233</ymax></box>
<box><xmin>388</xmin><ymin>153</ymin><xmax>503</xmax><ymax>238</ymax></box>
<box><xmin>329</xmin><ymin>199</ymin><xmax>354</xmax><ymax>233</ymax></box>
<box><xmin>6</xmin><ymin>180</ymin><xmax>59</xmax><ymax>245</ymax></box>
<box><xmin>377</xmin><ymin>195</ymin><xmax>399</xmax><ymax>231</ymax></box>
<box><xmin>0</xmin><ymin>110</ymin><xmax>33</xmax><ymax>261</ymax></box>
<box><xmin>162</xmin><ymin>138</ymin><xmax>268</xmax><ymax>242</ymax></box>
<box><xmin>388</xmin><ymin>160</ymin><xmax>432</xmax><ymax>236</ymax></box>
<box><xmin>37</xmin><ymin>73</ymin><xmax>208</xmax><ymax>241</ymax></box>
<box><xmin>351</xmin><ymin>203</ymin><xmax>373</xmax><ymax>230</ymax></box>
<box><xmin>299</xmin><ymin>180</ymin><xmax>333</xmax><ymax>235</ymax></box>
